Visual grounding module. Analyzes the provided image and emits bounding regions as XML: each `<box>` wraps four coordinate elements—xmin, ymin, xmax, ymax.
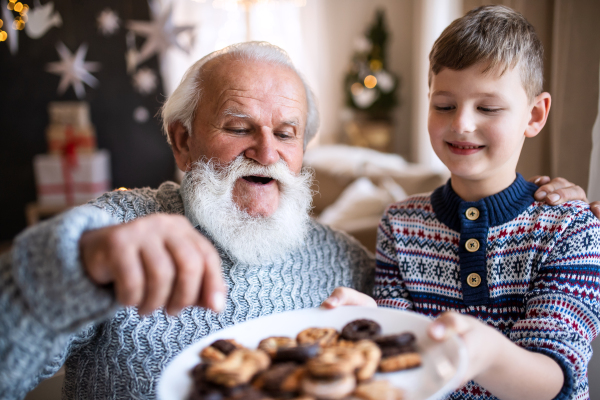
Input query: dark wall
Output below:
<box><xmin>0</xmin><ymin>0</ymin><xmax>175</xmax><ymax>241</ymax></box>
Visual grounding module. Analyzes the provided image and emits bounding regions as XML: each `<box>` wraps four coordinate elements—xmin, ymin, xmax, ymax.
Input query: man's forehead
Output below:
<box><xmin>202</xmin><ymin>57</ymin><xmax>306</xmax><ymax>111</ymax></box>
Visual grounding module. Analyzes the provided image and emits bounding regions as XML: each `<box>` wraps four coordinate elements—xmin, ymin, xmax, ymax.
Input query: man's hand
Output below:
<box><xmin>321</xmin><ymin>287</ymin><xmax>377</xmax><ymax>309</ymax></box>
<box><xmin>530</xmin><ymin>175</ymin><xmax>600</xmax><ymax>218</ymax></box>
<box><xmin>429</xmin><ymin>312</ymin><xmax>563</xmax><ymax>400</ymax></box>
<box><xmin>79</xmin><ymin>214</ymin><xmax>226</xmax><ymax>316</ymax></box>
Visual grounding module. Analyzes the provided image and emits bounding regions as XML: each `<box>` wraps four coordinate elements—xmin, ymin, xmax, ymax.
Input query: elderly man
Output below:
<box><xmin>0</xmin><ymin>42</ymin><xmax>594</xmax><ymax>400</ymax></box>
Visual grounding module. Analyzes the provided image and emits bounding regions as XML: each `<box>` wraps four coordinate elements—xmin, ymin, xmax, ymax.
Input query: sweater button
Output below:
<box><xmin>465</xmin><ymin>207</ymin><xmax>480</xmax><ymax>220</ymax></box>
<box><xmin>467</xmin><ymin>273</ymin><xmax>482</xmax><ymax>287</ymax></box>
<box><xmin>465</xmin><ymin>238</ymin><xmax>480</xmax><ymax>252</ymax></box>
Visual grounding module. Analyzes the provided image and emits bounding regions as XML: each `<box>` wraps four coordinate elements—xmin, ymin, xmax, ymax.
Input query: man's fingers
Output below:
<box><xmin>165</xmin><ymin>237</ymin><xmax>203</xmax><ymax>315</ymax></box>
<box><xmin>321</xmin><ymin>287</ymin><xmax>377</xmax><ymax>309</ymax></box>
<box><xmin>138</xmin><ymin>243</ymin><xmax>176</xmax><ymax>315</ymax></box>
<box><xmin>111</xmin><ymin>249</ymin><xmax>145</xmax><ymax>308</ymax></box>
<box><xmin>193</xmin><ymin>234</ymin><xmax>226</xmax><ymax>312</ymax></box>
<box><xmin>591</xmin><ymin>201</ymin><xmax>600</xmax><ymax>219</ymax></box>
<box><xmin>529</xmin><ymin>175</ymin><xmax>550</xmax><ymax>186</ymax></box>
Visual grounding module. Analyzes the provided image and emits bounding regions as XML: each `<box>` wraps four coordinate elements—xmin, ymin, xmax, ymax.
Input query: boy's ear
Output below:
<box><xmin>525</xmin><ymin>92</ymin><xmax>551</xmax><ymax>138</ymax></box>
<box><xmin>169</xmin><ymin>121</ymin><xmax>192</xmax><ymax>172</ymax></box>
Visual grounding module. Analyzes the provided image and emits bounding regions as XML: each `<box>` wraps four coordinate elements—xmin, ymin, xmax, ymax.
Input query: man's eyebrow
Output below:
<box><xmin>222</xmin><ymin>108</ymin><xmax>253</xmax><ymax>119</ymax></box>
<box><xmin>281</xmin><ymin>118</ymin><xmax>299</xmax><ymax>127</ymax></box>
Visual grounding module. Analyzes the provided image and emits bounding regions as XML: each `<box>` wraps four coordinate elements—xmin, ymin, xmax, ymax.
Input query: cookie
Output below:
<box><xmin>340</xmin><ymin>319</ymin><xmax>381</xmax><ymax>341</ymax></box>
<box><xmin>301</xmin><ymin>374</ymin><xmax>356</xmax><ymax>400</ymax></box>
<box><xmin>353</xmin><ymin>380</ymin><xmax>404</xmax><ymax>400</ymax></box>
<box><xmin>254</xmin><ymin>362</ymin><xmax>306</xmax><ymax>395</ymax></box>
<box><xmin>306</xmin><ymin>346</ymin><xmax>363</xmax><ymax>378</ymax></box>
<box><xmin>378</xmin><ymin>352</ymin><xmax>421</xmax><ymax>372</ymax></box>
<box><xmin>297</xmin><ymin>327</ymin><xmax>339</xmax><ymax>347</ymax></box>
<box><xmin>206</xmin><ymin>349</ymin><xmax>271</xmax><ymax>387</ymax></box>
<box><xmin>201</xmin><ymin>339</ymin><xmax>244</xmax><ymax>363</ymax></box>
<box><xmin>353</xmin><ymin>340</ymin><xmax>382</xmax><ymax>381</ymax></box>
<box><xmin>258</xmin><ymin>336</ymin><xmax>297</xmax><ymax>358</ymax></box>
<box><xmin>274</xmin><ymin>343</ymin><xmax>320</xmax><ymax>363</ymax></box>
<box><xmin>373</xmin><ymin>333</ymin><xmax>415</xmax><ymax>349</ymax></box>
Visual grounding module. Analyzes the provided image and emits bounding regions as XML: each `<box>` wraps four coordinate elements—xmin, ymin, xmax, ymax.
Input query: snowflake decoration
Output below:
<box><xmin>132</xmin><ymin>67</ymin><xmax>158</xmax><ymax>95</ymax></box>
<box><xmin>125</xmin><ymin>1</ymin><xmax>194</xmax><ymax>72</ymax></box>
<box><xmin>45</xmin><ymin>42</ymin><xmax>101</xmax><ymax>99</ymax></box>
<box><xmin>97</xmin><ymin>8</ymin><xmax>120</xmax><ymax>36</ymax></box>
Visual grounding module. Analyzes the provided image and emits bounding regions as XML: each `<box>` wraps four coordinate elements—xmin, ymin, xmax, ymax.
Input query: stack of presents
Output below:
<box><xmin>33</xmin><ymin>102</ymin><xmax>111</xmax><ymax>207</ymax></box>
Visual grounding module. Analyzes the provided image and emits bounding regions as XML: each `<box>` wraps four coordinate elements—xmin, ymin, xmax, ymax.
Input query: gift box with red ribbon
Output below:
<box><xmin>33</xmin><ymin>150</ymin><xmax>111</xmax><ymax>207</ymax></box>
<box><xmin>46</xmin><ymin>101</ymin><xmax>97</xmax><ymax>155</ymax></box>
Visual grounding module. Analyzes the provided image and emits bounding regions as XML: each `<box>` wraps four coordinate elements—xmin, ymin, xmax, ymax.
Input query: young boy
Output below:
<box><xmin>323</xmin><ymin>5</ymin><xmax>600</xmax><ymax>400</ymax></box>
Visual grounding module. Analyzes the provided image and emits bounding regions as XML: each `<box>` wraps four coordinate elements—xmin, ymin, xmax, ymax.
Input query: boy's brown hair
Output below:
<box><xmin>429</xmin><ymin>5</ymin><xmax>544</xmax><ymax>102</ymax></box>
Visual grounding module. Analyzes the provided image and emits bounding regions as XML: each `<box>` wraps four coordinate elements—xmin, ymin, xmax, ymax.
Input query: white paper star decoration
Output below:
<box><xmin>97</xmin><ymin>8</ymin><xmax>120</xmax><ymax>36</ymax></box>
<box><xmin>125</xmin><ymin>1</ymin><xmax>194</xmax><ymax>73</ymax></box>
<box><xmin>132</xmin><ymin>67</ymin><xmax>158</xmax><ymax>95</ymax></box>
<box><xmin>46</xmin><ymin>42</ymin><xmax>101</xmax><ymax>99</ymax></box>
<box><xmin>25</xmin><ymin>0</ymin><xmax>62</xmax><ymax>39</ymax></box>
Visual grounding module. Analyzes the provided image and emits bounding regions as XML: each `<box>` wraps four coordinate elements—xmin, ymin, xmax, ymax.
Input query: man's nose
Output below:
<box><xmin>451</xmin><ymin>107</ymin><xmax>476</xmax><ymax>134</ymax></box>
<box><xmin>244</xmin><ymin>127</ymin><xmax>280</xmax><ymax>166</ymax></box>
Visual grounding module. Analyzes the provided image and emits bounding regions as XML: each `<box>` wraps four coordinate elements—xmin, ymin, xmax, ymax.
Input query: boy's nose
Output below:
<box><xmin>451</xmin><ymin>108</ymin><xmax>476</xmax><ymax>134</ymax></box>
<box><xmin>244</xmin><ymin>127</ymin><xmax>280</xmax><ymax>166</ymax></box>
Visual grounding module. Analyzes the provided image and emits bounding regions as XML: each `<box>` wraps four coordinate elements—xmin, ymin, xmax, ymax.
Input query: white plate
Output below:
<box><xmin>158</xmin><ymin>306</ymin><xmax>468</xmax><ymax>400</ymax></box>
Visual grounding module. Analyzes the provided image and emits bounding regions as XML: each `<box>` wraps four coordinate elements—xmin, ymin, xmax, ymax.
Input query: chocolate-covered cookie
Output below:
<box><xmin>340</xmin><ymin>319</ymin><xmax>381</xmax><ymax>341</ymax></box>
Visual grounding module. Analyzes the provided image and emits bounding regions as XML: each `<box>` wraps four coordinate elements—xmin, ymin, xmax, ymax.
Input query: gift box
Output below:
<box><xmin>46</xmin><ymin>101</ymin><xmax>97</xmax><ymax>155</ymax></box>
<box><xmin>46</xmin><ymin>124</ymin><xmax>96</xmax><ymax>154</ymax></box>
<box><xmin>33</xmin><ymin>150</ymin><xmax>111</xmax><ymax>206</ymax></box>
<box><xmin>48</xmin><ymin>101</ymin><xmax>91</xmax><ymax>126</ymax></box>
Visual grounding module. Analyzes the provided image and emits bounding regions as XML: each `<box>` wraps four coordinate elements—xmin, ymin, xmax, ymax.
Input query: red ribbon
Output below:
<box><xmin>60</xmin><ymin>125</ymin><xmax>84</xmax><ymax>205</ymax></box>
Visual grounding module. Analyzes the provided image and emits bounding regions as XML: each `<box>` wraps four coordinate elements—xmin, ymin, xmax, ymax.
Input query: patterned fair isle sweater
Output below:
<box><xmin>0</xmin><ymin>181</ymin><xmax>374</xmax><ymax>400</ymax></box>
<box><xmin>375</xmin><ymin>174</ymin><xmax>600</xmax><ymax>400</ymax></box>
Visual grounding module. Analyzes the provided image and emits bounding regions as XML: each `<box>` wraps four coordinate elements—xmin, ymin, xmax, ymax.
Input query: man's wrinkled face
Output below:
<box><xmin>186</xmin><ymin>57</ymin><xmax>307</xmax><ymax>218</ymax></box>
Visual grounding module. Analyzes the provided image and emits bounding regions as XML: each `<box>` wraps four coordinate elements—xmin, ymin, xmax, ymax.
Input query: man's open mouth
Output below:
<box><xmin>242</xmin><ymin>175</ymin><xmax>274</xmax><ymax>184</ymax></box>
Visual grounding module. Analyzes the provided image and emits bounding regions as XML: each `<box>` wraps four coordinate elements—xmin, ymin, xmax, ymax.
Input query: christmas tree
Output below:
<box><xmin>344</xmin><ymin>9</ymin><xmax>398</xmax><ymax>120</ymax></box>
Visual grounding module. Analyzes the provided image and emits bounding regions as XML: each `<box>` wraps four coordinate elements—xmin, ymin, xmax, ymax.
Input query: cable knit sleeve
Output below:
<box><xmin>374</xmin><ymin>204</ymin><xmax>414</xmax><ymax>310</ymax></box>
<box><xmin>1</xmin><ymin>205</ymin><xmax>121</xmax><ymax>399</ymax></box>
<box><xmin>509</xmin><ymin>204</ymin><xmax>600</xmax><ymax>400</ymax></box>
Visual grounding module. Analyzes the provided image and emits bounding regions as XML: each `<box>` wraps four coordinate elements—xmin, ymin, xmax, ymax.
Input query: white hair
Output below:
<box><xmin>161</xmin><ymin>41</ymin><xmax>320</xmax><ymax>148</ymax></box>
<box><xmin>180</xmin><ymin>155</ymin><xmax>314</xmax><ymax>264</ymax></box>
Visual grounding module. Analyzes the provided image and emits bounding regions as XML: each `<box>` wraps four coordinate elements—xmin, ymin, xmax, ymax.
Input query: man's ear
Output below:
<box><xmin>169</xmin><ymin>121</ymin><xmax>192</xmax><ymax>172</ymax></box>
<box><xmin>525</xmin><ymin>92</ymin><xmax>551</xmax><ymax>138</ymax></box>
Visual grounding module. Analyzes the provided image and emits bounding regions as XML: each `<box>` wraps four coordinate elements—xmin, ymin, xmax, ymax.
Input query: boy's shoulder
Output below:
<box><xmin>384</xmin><ymin>192</ymin><xmax>435</xmax><ymax>217</ymax></box>
<box><xmin>525</xmin><ymin>199</ymin><xmax>598</xmax><ymax>234</ymax></box>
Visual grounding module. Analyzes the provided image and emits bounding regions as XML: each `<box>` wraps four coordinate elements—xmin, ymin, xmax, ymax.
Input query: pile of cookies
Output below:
<box><xmin>190</xmin><ymin>319</ymin><xmax>421</xmax><ymax>400</ymax></box>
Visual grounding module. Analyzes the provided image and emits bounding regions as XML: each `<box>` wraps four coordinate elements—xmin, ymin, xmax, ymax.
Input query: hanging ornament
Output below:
<box><xmin>24</xmin><ymin>0</ymin><xmax>61</xmax><ymax>39</ymax></box>
<box><xmin>352</xmin><ymin>88</ymin><xmax>379</xmax><ymax>109</ymax></box>
<box><xmin>133</xmin><ymin>106</ymin><xmax>150</xmax><ymax>123</ymax></box>
<box><xmin>97</xmin><ymin>8</ymin><xmax>120</xmax><ymax>36</ymax></box>
<box><xmin>1</xmin><ymin>0</ymin><xmax>17</xmax><ymax>54</ymax></box>
<box><xmin>125</xmin><ymin>0</ymin><xmax>194</xmax><ymax>73</ymax></box>
<box><xmin>46</xmin><ymin>42</ymin><xmax>101</xmax><ymax>99</ymax></box>
<box><xmin>374</xmin><ymin>70</ymin><xmax>395</xmax><ymax>94</ymax></box>
<box><xmin>132</xmin><ymin>67</ymin><xmax>158</xmax><ymax>95</ymax></box>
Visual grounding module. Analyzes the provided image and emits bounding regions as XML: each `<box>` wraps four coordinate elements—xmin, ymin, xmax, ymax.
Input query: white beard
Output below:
<box><xmin>180</xmin><ymin>156</ymin><xmax>314</xmax><ymax>265</ymax></box>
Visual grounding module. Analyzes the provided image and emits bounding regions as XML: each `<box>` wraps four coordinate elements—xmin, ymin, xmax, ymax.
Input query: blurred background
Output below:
<box><xmin>0</xmin><ymin>0</ymin><xmax>599</xmax><ymax>398</ymax></box>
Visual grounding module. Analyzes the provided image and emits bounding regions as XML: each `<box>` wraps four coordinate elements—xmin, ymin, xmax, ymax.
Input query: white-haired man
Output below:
<box><xmin>0</xmin><ymin>42</ymin><xmax>594</xmax><ymax>400</ymax></box>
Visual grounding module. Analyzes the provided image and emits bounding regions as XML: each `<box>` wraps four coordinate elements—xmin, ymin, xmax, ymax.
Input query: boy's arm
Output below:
<box><xmin>431</xmin><ymin>205</ymin><xmax>600</xmax><ymax>400</ymax></box>
<box><xmin>373</xmin><ymin>208</ymin><xmax>414</xmax><ymax>310</ymax></box>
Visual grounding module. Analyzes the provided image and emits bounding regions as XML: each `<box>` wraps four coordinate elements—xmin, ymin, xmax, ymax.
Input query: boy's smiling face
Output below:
<box><xmin>428</xmin><ymin>62</ymin><xmax>550</xmax><ymax>201</ymax></box>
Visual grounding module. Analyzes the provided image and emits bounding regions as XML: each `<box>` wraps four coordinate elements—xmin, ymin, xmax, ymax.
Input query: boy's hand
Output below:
<box><xmin>429</xmin><ymin>311</ymin><xmax>563</xmax><ymax>400</ymax></box>
<box><xmin>428</xmin><ymin>311</ymin><xmax>501</xmax><ymax>385</ymax></box>
<box><xmin>321</xmin><ymin>287</ymin><xmax>377</xmax><ymax>309</ymax></box>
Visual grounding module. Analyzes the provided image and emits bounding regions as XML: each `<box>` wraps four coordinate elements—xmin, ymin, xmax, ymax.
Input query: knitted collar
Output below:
<box><xmin>431</xmin><ymin>173</ymin><xmax>538</xmax><ymax>231</ymax></box>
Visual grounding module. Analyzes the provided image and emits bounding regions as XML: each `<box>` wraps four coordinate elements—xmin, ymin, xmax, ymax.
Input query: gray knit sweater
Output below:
<box><xmin>0</xmin><ymin>182</ymin><xmax>374</xmax><ymax>400</ymax></box>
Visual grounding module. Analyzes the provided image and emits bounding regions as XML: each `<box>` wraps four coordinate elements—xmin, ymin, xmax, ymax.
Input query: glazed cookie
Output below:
<box><xmin>353</xmin><ymin>380</ymin><xmax>404</xmax><ymax>400</ymax></box>
<box><xmin>206</xmin><ymin>349</ymin><xmax>271</xmax><ymax>387</ymax></box>
<box><xmin>301</xmin><ymin>374</ymin><xmax>356</xmax><ymax>400</ymax></box>
<box><xmin>340</xmin><ymin>319</ymin><xmax>381</xmax><ymax>341</ymax></box>
<box><xmin>378</xmin><ymin>352</ymin><xmax>421</xmax><ymax>373</ymax></box>
<box><xmin>297</xmin><ymin>327</ymin><xmax>339</xmax><ymax>347</ymax></box>
<box><xmin>306</xmin><ymin>346</ymin><xmax>363</xmax><ymax>378</ymax></box>
<box><xmin>201</xmin><ymin>339</ymin><xmax>245</xmax><ymax>363</ymax></box>
<box><xmin>254</xmin><ymin>362</ymin><xmax>306</xmax><ymax>395</ymax></box>
<box><xmin>274</xmin><ymin>343</ymin><xmax>320</xmax><ymax>363</ymax></box>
